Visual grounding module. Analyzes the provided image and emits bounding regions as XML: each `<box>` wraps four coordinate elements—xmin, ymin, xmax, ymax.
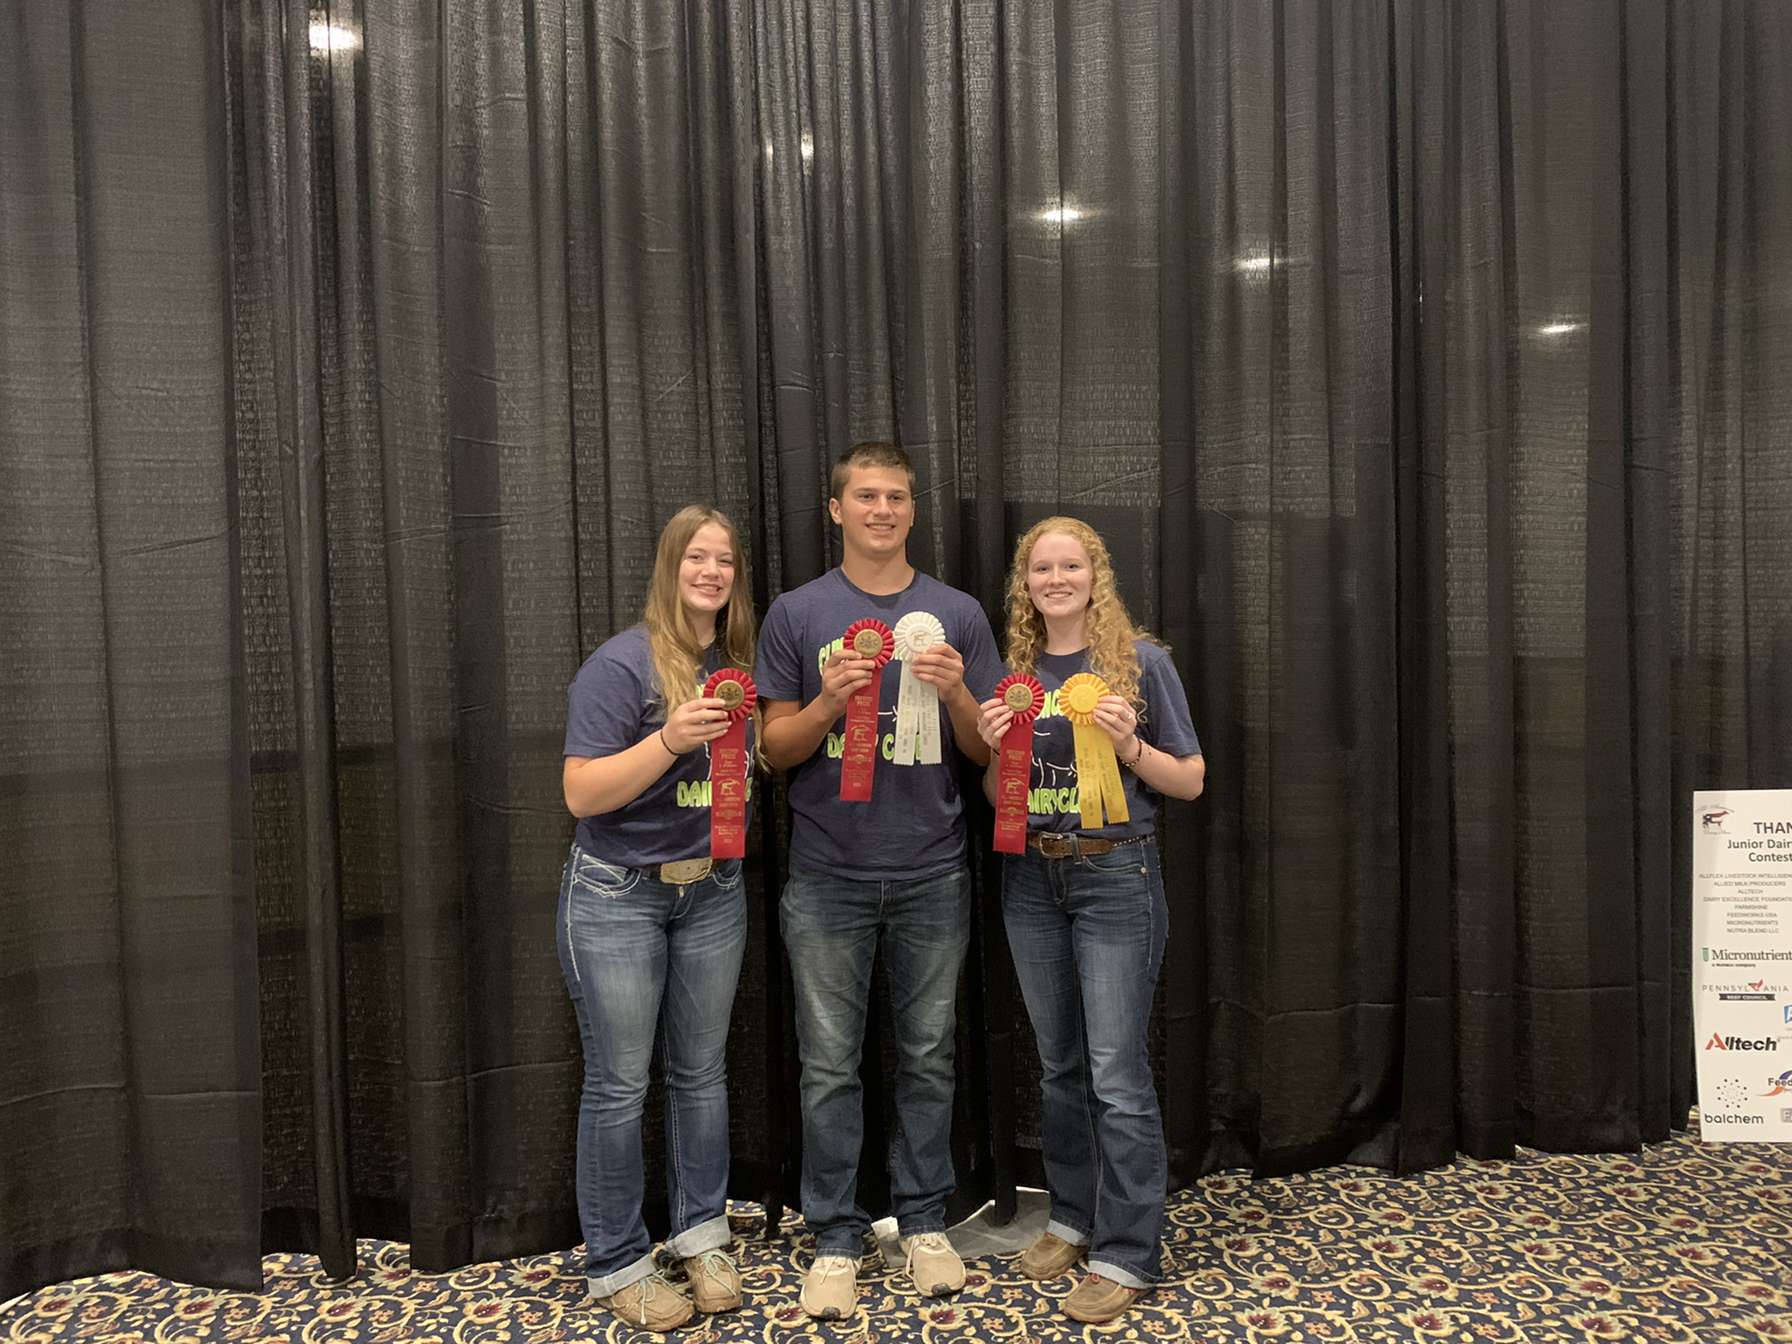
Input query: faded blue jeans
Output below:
<box><xmin>1002</xmin><ymin>840</ymin><xmax>1168</xmax><ymax>1288</ymax></box>
<box><xmin>556</xmin><ymin>843</ymin><xmax>747</xmax><ymax>1295</ymax></box>
<box><xmin>779</xmin><ymin>861</ymin><xmax>971</xmax><ymax>1256</ymax></box>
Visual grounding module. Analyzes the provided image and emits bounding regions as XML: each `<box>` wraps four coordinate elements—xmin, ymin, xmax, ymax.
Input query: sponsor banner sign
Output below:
<box><xmin>1693</xmin><ymin>790</ymin><xmax>1792</xmax><ymax>1142</ymax></box>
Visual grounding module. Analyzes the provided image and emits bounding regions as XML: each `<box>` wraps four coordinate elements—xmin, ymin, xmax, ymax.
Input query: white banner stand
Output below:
<box><xmin>1692</xmin><ymin>789</ymin><xmax>1792</xmax><ymax>1141</ymax></box>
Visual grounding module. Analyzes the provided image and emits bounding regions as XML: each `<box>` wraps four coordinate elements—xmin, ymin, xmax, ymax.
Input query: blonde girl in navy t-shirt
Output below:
<box><xmin>559</xmin><ymin>506</ymin><xmax>760</xmax><ymax>1332</ymax></box>
<box><xmin>975</xmin><ymin>516</ymin><xmax>1205</xmax><ymax>1325</ymax></box>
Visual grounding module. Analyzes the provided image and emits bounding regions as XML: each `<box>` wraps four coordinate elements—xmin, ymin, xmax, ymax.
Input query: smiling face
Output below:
<box><xmin>829</xmin><ymin>465</ymin><xmax>914</xmax><ymax>561</ymax></box>
<box><xmin>1026</xmin><ymin>530</ymin><xmax>1093</xmax><ymax>621</ymax></box>
<box><xmin>678</xmin><ymin>522</ymin><xmax>736</xmax><ymax>622</ymax></box>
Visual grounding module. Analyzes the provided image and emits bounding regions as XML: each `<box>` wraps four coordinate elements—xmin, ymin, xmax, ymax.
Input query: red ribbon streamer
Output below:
<box><xmin>704</xmin><ymin>668</ymin><xmax>756</xmax><ymax>858</ymax></box>
<box><xmin>992</xmin><ymin>674</ymin><xmax>1046</xmax><ymax>854</ymax></box>
<box><xmin>838</xmin><ymin>619</ymin><xmax>894</xmax><ymax>802</ymax></box>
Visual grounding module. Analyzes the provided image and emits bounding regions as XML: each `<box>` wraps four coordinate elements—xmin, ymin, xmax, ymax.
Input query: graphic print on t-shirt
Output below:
<box><xmin>753</xmin><ymin>567</ymin><xmax>1006</xmax><ymax>879</ymax></box>
<box><xmin>565</xmin><ymin>624</ymin><xmax>759</xmax><ymax>868</ymax></box>
<box><xmin>1015</xmin><ymin>643</ymin><xmax>1202</xmax><ymax>841</ymax></box>
<box><xmin>812</xmin><ymin>635</ymin><xmax>921</xmax><ymax>766</ymax></box>
<box><xmin>1024</xmin><ymin>688</ymin><xmax>1082</xmax><ymax>816</ymax></box>
<box><xmin>673</xmin><ymin>678</ymin><xmax>753</xmax><ymax>810</ymax></box>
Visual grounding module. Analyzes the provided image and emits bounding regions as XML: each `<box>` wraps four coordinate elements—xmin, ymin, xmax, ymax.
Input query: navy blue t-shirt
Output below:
<box><xmin>756</xmin><ymin>569</ymin><xmax>1005</xmax><ymax>879</ymax></box>
<box><xmin>1023</xmin><ymin>641</ymin><xmax>1201</xmax><ymax>839</ymax></box>
<box><xmin>563</xmin><ymin>625</ymin><xmax>755</xmax><ymax>867</ymax></box>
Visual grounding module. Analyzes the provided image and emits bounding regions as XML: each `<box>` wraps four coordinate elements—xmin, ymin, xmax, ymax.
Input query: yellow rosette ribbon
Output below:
<box><xmin>1058</xmin><ymin>672</ymin><xmax>1130</xmax><ymax>829</ymax></box>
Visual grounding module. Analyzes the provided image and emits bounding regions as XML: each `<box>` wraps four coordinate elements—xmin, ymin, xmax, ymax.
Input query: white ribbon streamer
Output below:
<box><xmin>890</xmin><ymin>611</ymin><xmax>946</xmax><ymax>766</ymax></box>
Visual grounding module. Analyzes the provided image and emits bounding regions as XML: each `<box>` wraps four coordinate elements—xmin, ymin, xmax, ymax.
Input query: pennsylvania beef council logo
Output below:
<box><xmin>1708</xmin><ymin>977</ymin><xmax>1787</xmax><ymax>1004</ymax></box>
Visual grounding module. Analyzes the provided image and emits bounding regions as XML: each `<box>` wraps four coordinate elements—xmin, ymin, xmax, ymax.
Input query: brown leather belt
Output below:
<box><xmin>657</xmin><ymin>858</ymin><xmax>714</xmax><ymax>885</ymax></box>
<box><xmin>1026</xmin><ymin>832</ymin><xmax>1148</xmax><ymax>860</ymax></box>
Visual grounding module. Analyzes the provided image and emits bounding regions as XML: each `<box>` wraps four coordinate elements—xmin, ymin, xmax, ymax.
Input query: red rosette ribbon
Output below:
<box><xmin>704</xmin><ymin>667</ymin><xmax>756</xmax><ymax>859</ymax></box>
<box><xmin>838</xmin><ymin>618</ymin><xmax>895</xmax><ymax>802</ymax></box>
<box><xmin>991</xmin><ymin>673</ymin><xmax>1046</xmax><ymax>854</ymax></box>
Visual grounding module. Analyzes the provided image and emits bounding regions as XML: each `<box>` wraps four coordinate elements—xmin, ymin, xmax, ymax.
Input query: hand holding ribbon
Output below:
<box><xmin>838</xmin><ymin>619</ymin><xmax>894</xmax><ymax>801</ymax></box>
<box><xmin>890</xmin><ymin>611</ymin><xmax>946</xmax><ymax>766</ymax></box>
<box><xmin>1059</xmin><ymin>672</ymin><xmax>1130</xmax><ymax>828</ymax></box>
<box><xmin>990</xmin><ymin>674</ymin><xmax>1045</xmax><ymax>854</ymax></box>
<box><xmin>1089</xmin><ymin>693</ymin><xmax>1141</xmax><ymax>758</ymax></box>
<box><xmin>703</xmin><ymin>668</ymin><xmax>756</xmax><ymax>858</ymax></box>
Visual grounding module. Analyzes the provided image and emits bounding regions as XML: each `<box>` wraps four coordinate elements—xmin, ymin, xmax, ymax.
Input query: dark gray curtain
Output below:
<box><xmin>3</xmin><ymin>0</ymin><xmax>1787</xmax><ymax>1300</ymax></box>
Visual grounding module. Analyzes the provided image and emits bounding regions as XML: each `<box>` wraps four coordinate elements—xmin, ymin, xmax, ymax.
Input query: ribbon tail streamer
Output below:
<box><xmin>709</xmin><ymin>718</ymin><xmax>749</xmax><ymax>858</ymax></box>
<box><xmin>993</xmin><ymin>721</ymin><xmax>1034</xmax><ymax>854</ymax></box>
<box><xmin>840</xmin><ymin>672</ymin><xmax>883</xmax><ymax>801</ymax></box>
<box><xmin>1073</xmin><ymin>723</ymin><xmax>1130</xmax><ymax>828</ymax></box>
<box><xmin>892</xmin><ymin>661</ymin><xmax>930</xmax><ymax>766</ymax></box>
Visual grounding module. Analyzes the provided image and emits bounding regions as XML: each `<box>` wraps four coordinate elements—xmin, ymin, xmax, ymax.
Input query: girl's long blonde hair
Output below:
<box><xmin>1003</xmin><ymin>516</ymin><xmax>1156</xmax><ymax>712</ymax></box>
<box><xmin>643</xmin><ymin>506</ymin><xmax>758</xmax><ymax>723</ymax></box>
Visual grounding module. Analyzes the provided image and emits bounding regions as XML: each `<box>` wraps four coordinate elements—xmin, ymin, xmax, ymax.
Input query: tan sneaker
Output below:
<box><xmin>1063</xmin><ymin>1272</ymin><xmax>1143</xmax><ymax>1324</ymax></box>
<box><xmin>596</xmin><ymin>1272</ymin><xmax>694</xmax><ymax>1331</ymax></box>
<box><xmin>800</xmin><ymin>1254</ymin><xmax>859</xmax><ymax>1320</ymax></box>
<box><xmin>900</xmin><ymin>1232</ymin><xmax>965</xmax><ymax>1296</ymax></box>
<box><xmin>1017</xmin><ymin>1230</ymin><xmax>1084</xmax><ymax>1280</ymax></box>
<box><xmin>683</xmin><ymin>1249</ymin><xmax>741</xmax><ymax>1313</ymax></box>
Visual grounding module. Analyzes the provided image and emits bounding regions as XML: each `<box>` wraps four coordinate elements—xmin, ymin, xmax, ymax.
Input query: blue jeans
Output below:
<box><xmin>1002</xmin><ymin>841</ymin><xmax>1168</xmax><ymax>1288</ymax></box>
<box><xmin>779</xmin><ymin>861</ymin><xmax>972</xmax><ymax>1256</ymax></box>
<box><xmin>555</xmin><ymin>844</ymin><xmax>747</xmax><ymax>1295</ymax></box>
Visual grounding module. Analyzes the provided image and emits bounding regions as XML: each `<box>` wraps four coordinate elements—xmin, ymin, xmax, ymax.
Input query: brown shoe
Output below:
<box><xmin>1063</xmin><ymin>1272</ymin><xmax>1144</xmax><ymax>1324</ymax></box>
<box><xmin>596</xmin><ymin>1272</ymin><xmax>694</xmax><ymax>1332</ymax></box>
<box><xmin>800</xmin><ymin>1254</ymin><xmax>859</xmax><ymax>1320</ymax></box>
<box><xmin>1017</xmin><ymin>1231</ymin><xmax>1085</xmax><ymax>1280</ymax></box>
<box><xmin>683</xmin><ymin>1249</ymin><xmax>742</xmax><ymax>1313</ymax></box>
<box><xmin>899</xmin><ymin>1232</ymin><xmax>966</xmax><ymax>1296</ymax></box>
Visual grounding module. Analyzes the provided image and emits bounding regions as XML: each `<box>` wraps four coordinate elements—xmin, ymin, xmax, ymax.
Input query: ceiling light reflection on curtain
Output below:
<box><xmin>308</xmin><ymin>22</ymin><xmax>358</xmax><ymax>52</ymax></box>
<box><xmin>763</xmin><ymin>135</ymin><xmax>815</xmax><ymax>164</ymax></box>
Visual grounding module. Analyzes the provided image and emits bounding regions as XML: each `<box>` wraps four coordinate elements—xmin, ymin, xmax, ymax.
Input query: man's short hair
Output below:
<box><xmin>829</xmin><ymin>442</ymin><xmax>916</xmax><ymax>499</ymax></box>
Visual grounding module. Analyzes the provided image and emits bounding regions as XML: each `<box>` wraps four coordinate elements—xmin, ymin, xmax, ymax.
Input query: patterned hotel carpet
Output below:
<box><xmin>6</xmin><ymin>1123</ymin><xmax>1791</xmax><ymax>1343</ymax></box>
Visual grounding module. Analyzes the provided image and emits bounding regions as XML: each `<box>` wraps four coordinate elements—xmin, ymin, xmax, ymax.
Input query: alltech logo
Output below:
<box><xmin>1706</xmin><ymin>1032</ymin><xmax>1781</xmax><ymax>1053</ymax></box>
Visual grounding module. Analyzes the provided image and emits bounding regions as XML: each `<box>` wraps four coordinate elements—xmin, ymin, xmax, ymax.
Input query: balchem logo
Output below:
<box><xmin>1700</xmin><ymin>806</ymin><xmax>1733</xmax><ymax>834</ymax></box>
<box><xmin>1714</xmin><ymin>1078</ymin><xmax>1753</xmax><ymax>1108</ymax></box>
<box><xmin>1706</xmin><ymin>1033</ymin><xmax>1780</xmax><ymax>1052</ymax></box>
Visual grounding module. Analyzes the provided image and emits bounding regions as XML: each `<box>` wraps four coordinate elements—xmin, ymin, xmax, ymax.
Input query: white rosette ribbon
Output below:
<box><xmin>890</xmin><ymin>611</ymin><xmax>946</xmax><ymax>766</ymax></box>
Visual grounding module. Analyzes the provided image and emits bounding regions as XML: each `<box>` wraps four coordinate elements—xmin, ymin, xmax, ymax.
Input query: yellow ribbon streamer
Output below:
<box><xmin>1059</xmin><ymin>673</ymin><xmax>1130</xmax><ymax>828</ymax></box>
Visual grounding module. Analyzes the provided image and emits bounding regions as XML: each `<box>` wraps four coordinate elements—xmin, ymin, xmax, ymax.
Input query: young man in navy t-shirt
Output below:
<box><xmin>756</xmin><ymin>443</ymin><xmax>1004</xmax><ymax>1320</ymax></box>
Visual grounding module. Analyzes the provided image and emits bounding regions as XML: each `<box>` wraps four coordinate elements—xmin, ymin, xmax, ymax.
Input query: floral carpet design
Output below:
<box><xmin>5</xmin><ymin>1122</ymin><xmax>1790</xmax><ymax>1343</ymax></box>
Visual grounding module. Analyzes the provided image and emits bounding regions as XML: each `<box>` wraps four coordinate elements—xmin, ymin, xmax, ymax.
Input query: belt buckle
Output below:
<box><xmin>1036</xmin><ymin>832</ymin><xmax>1076</xmax><ymax>859</ymax></box>
<box><xmin>659</xmin><ymin>858</ymin><xmax>714</xmax><ymax>885</ymax></box>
